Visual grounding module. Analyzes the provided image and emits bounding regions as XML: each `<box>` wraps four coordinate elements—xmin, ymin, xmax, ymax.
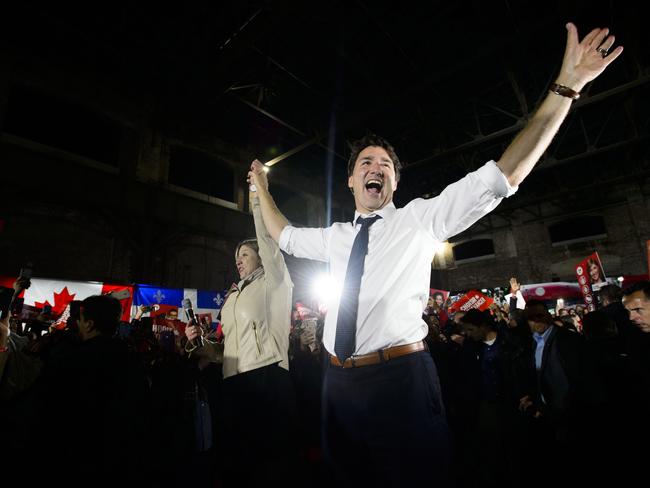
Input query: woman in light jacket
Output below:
<box><xmin>185</xmin><ymin>190</ymin><xmax>296</xmax><ymax>485</ymax></box>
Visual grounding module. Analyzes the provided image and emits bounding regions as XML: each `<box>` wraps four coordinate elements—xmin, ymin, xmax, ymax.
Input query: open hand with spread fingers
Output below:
<box><xmin>556</xmin><ymin>22</ymin><xmax>624</xmax><ymax>93</ymax></box>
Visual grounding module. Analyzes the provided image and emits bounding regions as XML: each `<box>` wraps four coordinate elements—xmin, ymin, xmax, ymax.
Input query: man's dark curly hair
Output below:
<box><xmin>622</xmin><ymin>280</ymin><xmax>650</xmax><ymax>300</ymax></box>
<box><xmin>347</xmin><ymin>134</ymin><xmax>402</xmax><ymax>182</ymax></box>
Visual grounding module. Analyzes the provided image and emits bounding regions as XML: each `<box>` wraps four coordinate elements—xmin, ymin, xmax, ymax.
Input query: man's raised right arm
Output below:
<box><xmin>248</xmin><ymin>159</ymin><xmax>288</xmax><ymax>244</ymax></box>
<box><xmin>247</xmin><ymin>159</ymin><xmax>331</xmax><ymax>262</ymax></box>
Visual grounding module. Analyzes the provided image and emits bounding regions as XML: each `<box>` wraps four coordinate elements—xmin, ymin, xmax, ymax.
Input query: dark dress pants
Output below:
<box><xmin>221</xmin><ymin>364</ymin><xmax>298</xmax><ymax>486</ymax></box>
<box><xmin>322</xmin><ymin>350</ymin><xmax>452</xmax><ymax>486</ymax></box>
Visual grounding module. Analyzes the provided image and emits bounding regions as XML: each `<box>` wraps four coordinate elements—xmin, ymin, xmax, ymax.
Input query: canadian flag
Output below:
<box><xmin>0</xmin><ymin>277</ymin><xmax>133</xmax><ymax>321</ymax></box>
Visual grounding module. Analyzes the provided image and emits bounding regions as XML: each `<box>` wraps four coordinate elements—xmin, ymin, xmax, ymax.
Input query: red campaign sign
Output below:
<box><xmin>575</xmin><ymin>252</ymin><xmax>606</xmax><ymax>312</ymax></box>
<box><xmin>197</xmin><ymin>312</ymin><xmax>213</xmax><ymax>326</ymax></box>
<box><xmin>448</xmin><ymin>290</ymin><xmax>494</xmax><ymax>313</ymax></box>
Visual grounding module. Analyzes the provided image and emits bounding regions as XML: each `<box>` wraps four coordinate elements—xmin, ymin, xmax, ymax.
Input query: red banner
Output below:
<box><xmin>448</xmin><ymin>290</ymin><xmax>494</xmax><ymax>313</ymax></box>
<box><xmin>575</xmin><ymin>252</ymin><xmax>606</xmax><ymax>312</ymax></box>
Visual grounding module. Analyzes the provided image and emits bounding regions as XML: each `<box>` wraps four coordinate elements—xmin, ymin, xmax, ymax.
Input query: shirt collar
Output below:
<box><xmin>533</xmin><ymin>325</ymin><xmax>554</xmax><ymax>342</ymax></box>
<box><xmin>353</xmin><ymin>202</ymin><xmax>396</xmax><ymax>225</ymax></box>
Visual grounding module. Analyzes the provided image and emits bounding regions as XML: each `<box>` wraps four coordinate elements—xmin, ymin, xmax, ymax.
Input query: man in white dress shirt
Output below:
<box><xmin>505</xmin><ymin>277</ymin><xmax>527</xmax><ymax>310</ymax></box>
<box><xmin>248</xmin><ymin>23</ymin><xmax>622</xmax><ymax>485</ymax></box>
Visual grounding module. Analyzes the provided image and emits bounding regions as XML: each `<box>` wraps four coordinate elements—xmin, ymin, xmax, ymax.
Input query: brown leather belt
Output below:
<box><xmin>329</xmin><ymin>341</ymin><xmax>426</xmax><ymax>369</ymax></box>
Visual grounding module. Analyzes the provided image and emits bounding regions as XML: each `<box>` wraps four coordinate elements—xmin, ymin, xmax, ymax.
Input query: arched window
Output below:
<box><xmin>452</xmin><ymin>239</ymin><xmax>495</xmax><ymax>263</ymax></box>
<box><xmin>548</xmin><ymin>216</ymin><xmax>607</xmax><ymax>246</ymax></box>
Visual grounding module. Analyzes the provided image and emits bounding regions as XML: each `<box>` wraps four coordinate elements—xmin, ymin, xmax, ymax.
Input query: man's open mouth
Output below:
<box><xmin>365</xmin><ymin>179</ymin><xmax>383</xmax><ymax>194</ymax></box>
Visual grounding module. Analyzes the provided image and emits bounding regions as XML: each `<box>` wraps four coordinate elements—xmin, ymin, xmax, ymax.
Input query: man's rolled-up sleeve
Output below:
<box><xmin>410</xmin><ymin>160</ymin><xmax>518</xmax><ymax>242</ymax></box>
<box><xmin>477</xmin><ymin>160</ymin><xmax>518</xmax><ymax>198</ymax></box>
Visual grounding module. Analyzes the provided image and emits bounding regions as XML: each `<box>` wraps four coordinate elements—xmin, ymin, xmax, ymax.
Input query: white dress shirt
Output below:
<box><xmin>279</xmin><ymin>160</ymin><xmax>517</xmax><ymax>357</ymax></box>
<box><xmin>505</xmin><ymin>290</ymin><xmax>527</xmax><ymax>310</ymax></box>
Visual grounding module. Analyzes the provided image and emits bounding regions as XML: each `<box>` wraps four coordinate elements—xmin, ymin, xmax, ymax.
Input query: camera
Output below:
<box><xmin>141</xmin><ymin>304</ymin><xmax>160</xmax><ymax>313</ymax></box>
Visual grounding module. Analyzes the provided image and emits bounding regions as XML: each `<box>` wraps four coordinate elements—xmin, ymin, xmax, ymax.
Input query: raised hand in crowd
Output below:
<box><xmin>134</xmin><ymin>305</ymin><xmax>148</xmax><ymax>321</ymax></box>
<box><xmin>509</xmin><ymin>277</ymin><xmax>520</xmax><ymax>293</ymax></box>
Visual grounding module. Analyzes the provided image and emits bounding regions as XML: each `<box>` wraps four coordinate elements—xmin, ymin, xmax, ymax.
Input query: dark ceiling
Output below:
<box><xmin>3</xmin><ymin>0</ymin><xmax>649</xmax><ymax>226</ymax></box>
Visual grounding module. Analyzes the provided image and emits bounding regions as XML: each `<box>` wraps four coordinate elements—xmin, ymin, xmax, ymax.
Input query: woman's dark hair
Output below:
<box><xmin>235</xmin><ymin>238</ymin><xmax>259</xmax><ymax>257</ymax></box>
<box><xmin>347</xmin><ymin>134</ymin><xmax>402</xmax><ymax>182</ymax></box>
<box><xmin>622</xmin><ymin>280</ymin><xmax>650</xmax><ymax>300</ymax></box>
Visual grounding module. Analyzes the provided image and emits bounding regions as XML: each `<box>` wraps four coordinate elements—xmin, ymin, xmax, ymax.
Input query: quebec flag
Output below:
<box><xmin>133</xmin><ymin>285</ymin><xmax>227</xmax><ymax>326</ymax></box>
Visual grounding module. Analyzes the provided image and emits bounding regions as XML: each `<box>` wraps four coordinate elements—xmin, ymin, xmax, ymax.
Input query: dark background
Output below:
<box><xmin>1</xmin><ymin>0</ymin><xmax>648</xmax><ymax>292</ymax></box>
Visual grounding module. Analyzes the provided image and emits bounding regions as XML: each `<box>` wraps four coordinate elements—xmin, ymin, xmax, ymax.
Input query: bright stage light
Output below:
<box><xmin>312</xmin><ymin>274</ymin><xmax>341</xmax><ymax>303</ymax></box>
<box><xmin>433</xmin><ymin>241</ymin><xmax>447</xmax><ymax>255</ymax></box>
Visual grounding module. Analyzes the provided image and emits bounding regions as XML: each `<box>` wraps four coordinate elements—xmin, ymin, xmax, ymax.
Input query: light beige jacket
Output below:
<box><xmin>218</xmin><ymin>196</ymin><xmax>293</xmax><ymax>379</ymax></box>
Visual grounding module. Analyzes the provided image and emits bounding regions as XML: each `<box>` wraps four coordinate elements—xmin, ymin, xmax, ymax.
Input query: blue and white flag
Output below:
<box><xmin>133</xmin><ymin>285</ymin><xmax>227</xmax><ymax>325</ymax></box>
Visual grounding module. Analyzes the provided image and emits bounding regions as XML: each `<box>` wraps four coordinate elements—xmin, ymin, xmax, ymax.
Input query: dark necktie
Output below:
<box><xmin>334</xmin><ymin>215</ymin><xmax>381</xmax><ymax>361</ymax></box>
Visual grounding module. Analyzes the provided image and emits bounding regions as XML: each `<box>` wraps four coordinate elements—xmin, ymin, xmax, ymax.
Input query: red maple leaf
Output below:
<box><xmin>35</xmin><ymin>287</ymin><xmax>76</xmax><ymax>315</ymax></box>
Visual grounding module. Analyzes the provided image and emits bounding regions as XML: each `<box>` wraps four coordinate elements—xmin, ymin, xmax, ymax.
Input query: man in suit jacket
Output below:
<box><xmin>522</xmin><ymin>300</ymin><xmax>603</xmax><ymax>485</ymax></box>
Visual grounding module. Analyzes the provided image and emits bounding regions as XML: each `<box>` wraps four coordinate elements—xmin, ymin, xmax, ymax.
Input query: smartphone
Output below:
<box><xmin>141</xmin><ymin>304</ymin><xmax>160</xmax><ymax>313</ymax></box>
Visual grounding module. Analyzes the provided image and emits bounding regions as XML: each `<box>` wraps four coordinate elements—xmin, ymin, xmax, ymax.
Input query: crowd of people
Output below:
<box><xmin>2</xmin><ymin>273</ymin><xmax>650</xmax><ymax>487</ymax></box>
